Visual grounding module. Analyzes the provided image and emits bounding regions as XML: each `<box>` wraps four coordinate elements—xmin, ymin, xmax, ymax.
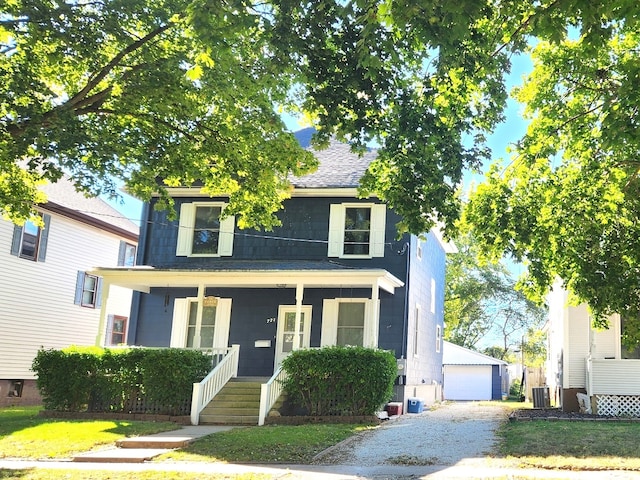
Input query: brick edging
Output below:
<box><xmin>39</xmin><ymin>410</ymin><xmax>191</xmax><ymax>424</ymax></box>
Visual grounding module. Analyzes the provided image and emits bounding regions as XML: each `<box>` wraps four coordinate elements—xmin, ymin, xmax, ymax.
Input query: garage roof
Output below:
<box><xmin>443</xmin><ymin>341</ymin><xmax>508</xmax><ymax>366</ymax></box>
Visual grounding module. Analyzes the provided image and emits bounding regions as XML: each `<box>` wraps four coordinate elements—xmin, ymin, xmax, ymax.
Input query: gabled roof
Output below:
<box><xmin>291</xmin><ymin>128</ymin><xmax>377</xmax><ymax>189</ymax></box>
<box><xmin>443</xmin><ymin>341</ymin><xmax>508</xmax><ymax>366</ymax></box>
<box><xmin>38</xmin><ymin>177</ymin><xmax>139</xmax><ymax>241</ymax></box>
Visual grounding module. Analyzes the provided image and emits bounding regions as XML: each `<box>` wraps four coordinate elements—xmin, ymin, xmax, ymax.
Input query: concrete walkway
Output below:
<box><xmin>72</xmin><ymin>425</ymin><xmax>237</xmax><ymax>463</ymax></box>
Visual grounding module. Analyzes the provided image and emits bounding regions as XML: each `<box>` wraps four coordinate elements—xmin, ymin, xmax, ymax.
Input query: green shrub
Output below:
<box><xmin>281</xmin><ymin>346</ymin><xmax>397</xmax><ymax>416</ymax></box>
<box><xmin>32</xmin><ymin>347</ymin><xmax>210</xmax><ymax>415</ymax></box>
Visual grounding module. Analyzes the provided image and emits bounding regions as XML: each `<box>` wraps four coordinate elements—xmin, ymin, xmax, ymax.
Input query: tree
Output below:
<box><xmin>445</xmin><ymin>232</ymin><xmax>547</xmax><ymax>358</ymax></box>
<box><xmin>464</xmin><ymin>5</ymin><xmax>640</xmax><ymax>343</ymax></box>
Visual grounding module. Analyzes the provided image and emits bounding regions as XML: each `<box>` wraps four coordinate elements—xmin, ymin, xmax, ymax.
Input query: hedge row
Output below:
<box><xmin>281</xmin><ymin>346</ymin><xmax>397</xmax><ymax>416</ymax></box>
<box><xmin>31</xmin><ymin>346</ymin><xmax>210</xmax><ymax>415</ymax></box>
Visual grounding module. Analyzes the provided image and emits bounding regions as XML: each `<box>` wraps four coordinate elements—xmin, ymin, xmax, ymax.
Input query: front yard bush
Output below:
<box><xmin>32</xmin><ymin>346</ymin><xmax>210</xmax><ymax>415</ymax></box>
<box><xmin>281</xmin><ymin>346</ymin><xmax>397</xmax><ymax>416</ymax></box>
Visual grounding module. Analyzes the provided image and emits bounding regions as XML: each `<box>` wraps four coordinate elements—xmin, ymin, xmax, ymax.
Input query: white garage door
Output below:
<box><xmin>444</xmin><ymin>365</ymin><xmax>492</xmax><ymax>401</ymax></box>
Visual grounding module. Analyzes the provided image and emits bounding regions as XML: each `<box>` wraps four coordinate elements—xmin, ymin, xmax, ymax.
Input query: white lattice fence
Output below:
<box><xmin>596</xmin><ymin>395</ymin><xmax>640</xmax><ymax>416</ymax></box>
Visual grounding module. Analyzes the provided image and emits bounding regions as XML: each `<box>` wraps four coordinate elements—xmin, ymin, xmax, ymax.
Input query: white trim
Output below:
<box><xmin>91</xmin><ymin>268</ymin><xmax>404</xmax><ymax>294</ymax></box>
<box><xmin>327</xmin><ymin>202</ymin><xmax>386</xmax><ymax>259</ymax></box>
<box><xmin>176</xmin><ymin>202</ymin><xmax>235</xmax><ymax>257</ymax></box>
<box><xmin>153</xmin><ymin>187</ymin><xmax>372</xmax><ymax>198</ymax></box>
<box><xmin>275</xmin><ymin>305</ymin><xmax>312</xmax><ymax>368</ymax></box>
<box><xmin>321</xmin><ymin>297</ymin><xmax>376</xmax><ymax>348</ymax></box>
<box><xmin>413</xmin><ymin>304</ymin><xmax>421</xmax><ymax>358</ymax></box>
<box><xmin>170</xmin><ymin>296</ymin><xmax>232</xmax><ymax>349</ymax></box>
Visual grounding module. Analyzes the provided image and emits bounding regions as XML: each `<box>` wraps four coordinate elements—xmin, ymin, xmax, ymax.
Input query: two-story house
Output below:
<box><xmin>0</xmin><ymin>177</ymin><xmax>139</xmax><ymax>406</ymax></box>
<box><xmin>92</xmin><ymin>129</ymin><xmax>455</xmax><ymax>423</ymax></box>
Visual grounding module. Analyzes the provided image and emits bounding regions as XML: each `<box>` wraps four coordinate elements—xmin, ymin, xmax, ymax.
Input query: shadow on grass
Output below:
<box><xmin>0</xmin><ymin>468</ymin><xmax>32</xmax><ymax>479</ymax></box>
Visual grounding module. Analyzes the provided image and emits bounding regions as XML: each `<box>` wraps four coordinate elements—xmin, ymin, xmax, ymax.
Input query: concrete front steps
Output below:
<box><xmin>199</xmin><ymin>376</ymin><xmax>269</xmax><ymax>425</ymax></box>
<box><xmin>72</xmin><ymin>425</ymin><xmax>235</xmax><ymax>463</ymax></box>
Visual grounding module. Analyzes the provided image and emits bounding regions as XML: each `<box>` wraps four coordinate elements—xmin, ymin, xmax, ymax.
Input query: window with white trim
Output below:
<box><xmin>170</xmin><ymin>297</ymin><xmax>232</xmax><ymax>350</ymax></box>
<box><xmin>10</xmin><ymin>214</ymin><xmax>51</xmax><ymax>262</ymax></box>
<box><xmin>328</xmin><ymin>203</ymin><xmax>386</xmax><ymax>258</ymax></box>
<box><xmin>321</xmin><ymin>298</ymin><xmax>377</xmax><ymax>347</ymax></box>
<box><xmin>413</xmin><ymin>305</ymin><xmax>421</xmax><ymax>357</ymax></box>
<box><xmin>176</xmin><ymin>202</ymin><xmax>235</xmax><ymax>257</ymax></box>
<box><xmin>436</xmin><ymin>324</ymin><xmax>442</xmax><ymax>353</ymax></box>
<box><xmin>430</xmin><ymin>278</ymin><xmax>436</xmax><ymax>314</ymax></box>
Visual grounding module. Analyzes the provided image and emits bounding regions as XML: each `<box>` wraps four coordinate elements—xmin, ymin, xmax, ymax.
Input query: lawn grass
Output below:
<box><xmin>157</xmin><ymin>423</ymin><xmax>373</xmax><ymax>463</ymax></box>
<box><xmin>497</xmin><ymin>418</ymin><xmax>640</xmax><ymax>470</ymax></box>
<box><xmin>0</xmin><ymin>406</ymin><xmax>178</xmax><ymax>459</ymax></box>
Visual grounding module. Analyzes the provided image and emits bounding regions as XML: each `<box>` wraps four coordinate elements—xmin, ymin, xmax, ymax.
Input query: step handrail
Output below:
<box><xmin>258</xmin><ymin>364</ymin><xmax>288</xmax><ymax>426</ymax></box>
<box><xmin>190</xmin><ymin>344</ymin><xmax>240</xmax><ymax>425</ymax></box>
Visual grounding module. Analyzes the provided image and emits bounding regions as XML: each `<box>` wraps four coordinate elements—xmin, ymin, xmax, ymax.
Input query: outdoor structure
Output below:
<box><xmin>0</xmin><ymin>178</ymin><xmax>138</xmax><ymax>406</ymax></box>
<box><xmin>442</xmin><ymin>341</ymin><xmax>509</xmax><ymax>401</ymax></box>
<box><xmin>92</xmin><ymin>128</ymin><xmax>456</xmax><ymax>424</ymax></box>
<box><xmin>547</xmin><ymin>280</ymin><xmax>640</xmax><ymax>415</ymax></box>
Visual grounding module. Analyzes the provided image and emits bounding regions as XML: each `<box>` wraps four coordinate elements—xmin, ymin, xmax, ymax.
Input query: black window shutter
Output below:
<box><xmin>37</xmin><ymin>214</ymin><xmax>51</xmax><ymax>262</ymax></box>
<box><xmin>10</xmin><ymin>225</ymin><xmax>22</xmax><ymax>256</ymax></box>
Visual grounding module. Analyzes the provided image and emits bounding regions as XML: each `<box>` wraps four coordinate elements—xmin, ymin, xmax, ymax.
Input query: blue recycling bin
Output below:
<box><xmin>407</xmin><ymin>397</ymin><xmax>424</xmax><ymax>413</ymax></box>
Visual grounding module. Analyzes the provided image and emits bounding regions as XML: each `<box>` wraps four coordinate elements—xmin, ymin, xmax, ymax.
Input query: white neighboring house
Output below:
<box><xmin>442</xmin><ymin>341</ymin><xmax>509</xmax><ymax>401</ymax></box>
<box><xmin>0</xmin><ymin>178</ymin><xmax>138</xmax><ymax>406</ymax></box>
<box><xmin>547</xmin><ymin>280</ymin><xmax>640</xmax><ymax>415</ymax></box>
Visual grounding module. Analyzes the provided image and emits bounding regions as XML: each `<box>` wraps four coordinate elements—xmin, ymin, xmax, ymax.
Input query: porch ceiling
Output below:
<box><xmin>90</xmin><ymin>267</ymin><xmax>405</xmax><ymax>294</ymax></box>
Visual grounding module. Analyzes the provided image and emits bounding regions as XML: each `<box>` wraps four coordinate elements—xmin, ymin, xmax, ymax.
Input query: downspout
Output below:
<box><xmin>128</xmin><ymin>200</ymin><xmax>150</xmax><ymax>345</ymax></box>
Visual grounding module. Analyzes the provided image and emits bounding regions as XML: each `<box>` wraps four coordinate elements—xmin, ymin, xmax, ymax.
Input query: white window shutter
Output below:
<box><xmin>363</xmin><ymin>299</ymin><xmax>379</xmax><ymax>348</ymax></box>
<box><xmin>327</xmin><ymin>204</ymin><xmax>345</xmax><ymax>257</ymax></box>
<box><xmin>170</xmin><ymin>299</ymin><xmax>188</xmax><ymax>347</ymax></box>
<box><xmin>176</xmin><ymin>203</ymin><xmax>195</xmax><ymax>256</ymax></box>
<box><xmin>214</xmin><ymin>298</ymin><xmax>232</xmax><ymax>349</ymax></box>
<box><xmin>320</xmin><ymin>299</ymin><xmax>338</xmax><ymax>346</ymax></box>
<box><xmin>370</xmin><ymin>204</ymin><xmax>386</xmax><ymax>257</ymax></box>
<box><xmin>218</xmin><ymin>209</ymin><xmax>235</xmax><ymax>256</ymax></box>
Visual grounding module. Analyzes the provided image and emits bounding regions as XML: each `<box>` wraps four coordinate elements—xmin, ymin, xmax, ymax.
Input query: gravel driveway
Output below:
<box><xmin>313</xmin><ymin>402</ymin><xmax>508</xmax><ymax>467</ymax></box>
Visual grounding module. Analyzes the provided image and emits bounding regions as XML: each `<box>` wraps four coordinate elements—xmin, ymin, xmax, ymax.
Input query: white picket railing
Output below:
<box><xmin>190</xmin><ymin>344</ymin><xmax>240</xmax><ymax>425</ymax></box>
<box><xmin>258</xmin><ymin>365</ymin><xmax>288</xmax><ymax>426</ymax></box>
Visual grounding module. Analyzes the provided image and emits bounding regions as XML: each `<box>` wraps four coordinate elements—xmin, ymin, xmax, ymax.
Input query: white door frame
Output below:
<box><xmin>274</xmin><ymin>305</ymin><xmax>312</xmax><ymax>370</ymax></box>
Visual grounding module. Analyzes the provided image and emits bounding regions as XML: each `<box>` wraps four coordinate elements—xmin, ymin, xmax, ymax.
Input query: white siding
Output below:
<box><xmin>590</xmin><ymin>359</ymin><xmax>640</xmax><ymax>395</ymax></box>
<box><xmin>592</xmin><ymin>314</ymin><xmax>619</xmax><ymax>359</ymax></box>
<box><xmin>0</xmin><ymin>213</ymin><xmax>135</xmax><ymax>379</ymax></box>
<box><xmin>566</xmin><ymin>304</ymin><xmax>590</xmax><ymax>389</ymax></box>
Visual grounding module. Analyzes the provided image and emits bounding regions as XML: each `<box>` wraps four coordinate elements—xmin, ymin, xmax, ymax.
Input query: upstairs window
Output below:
<box><xmin>118</xmin><ymin>241</ymin><xmax>137</xmax><ymax>266</ymax></box>
<box><xmin>176</xmin><ymin>202</ymin><xmax>235</xmax><ymax>257</ymax></box>
<box><xmin>328</xmin><ymin>203</ymin><xmax>386</xmax><ymax>258</ymax></box>
<box><xmin>10</xmin><ymin>214</ymin><xmax>51</xmax><ymax>262</ymax></box>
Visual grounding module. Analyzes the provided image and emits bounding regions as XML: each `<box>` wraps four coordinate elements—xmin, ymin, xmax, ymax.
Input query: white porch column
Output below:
<box><xmin>95</xmin><ymin>280</ymin><xmax>110</xmax><ymax>346</ymax></box>
<box><xmin>194</xmin><ymin>284</ymin><xmax>205</xmax><ymax>348</ymax></box>
<box><xmin>372</xmin><ymin>281</ymin><xmax>380</xmax><ymax>347</ymax></box>
<box><xmin>293</xmin><ymin>283</ymin><xmax>304</xmax><ymax>350</ymax></box>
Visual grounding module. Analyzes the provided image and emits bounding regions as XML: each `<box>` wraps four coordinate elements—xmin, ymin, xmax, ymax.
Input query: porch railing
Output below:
<box><xmin>190</xmin><ymin>344</ymin><xmax>240</xmax><ymax>425</ymax></box>
<box><xmin>258</xmin><ymin>365</ymin><xmax>288</xmax><ymax>426</ymax></box>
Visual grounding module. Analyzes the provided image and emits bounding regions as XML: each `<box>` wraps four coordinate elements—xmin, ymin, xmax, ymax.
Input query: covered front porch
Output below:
<box><xmin>90</xmin><ymin>264</ymin><xmax>404</xmax><ymax>424</ymax></box>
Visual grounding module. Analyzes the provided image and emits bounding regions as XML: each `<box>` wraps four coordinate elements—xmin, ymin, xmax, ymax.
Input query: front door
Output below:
<box><xmin>274</xmin><ymin>305</ymin><xmax>311</xmax><ymax>370</ymax></box>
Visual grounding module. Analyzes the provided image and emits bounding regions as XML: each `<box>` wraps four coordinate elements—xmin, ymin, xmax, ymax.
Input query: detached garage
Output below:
<box><xmin>443</xmin><ymin>341</ymin><xmax>509</xmax><ymax>401</ymax></box>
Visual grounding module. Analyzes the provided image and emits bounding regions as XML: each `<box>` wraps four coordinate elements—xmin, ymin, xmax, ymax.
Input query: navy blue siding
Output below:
<box><xmin>142</xmin><ymin>196</ymin><xmax>408</xmax><ymax>276</ymax></box>
<box><xmin>132</xmin><ymin>285</ymin><xmax>407</xmax><ymax>376</ymax></box>
<box><xmin>404</xmin><ymin>231</ymin><xmax>447</xmax><ymax>385</ymax></box>
<box><xmin>491</xmin><ymin>365</ymin><xmax>502</xmax><ymax>400</ymax></box>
